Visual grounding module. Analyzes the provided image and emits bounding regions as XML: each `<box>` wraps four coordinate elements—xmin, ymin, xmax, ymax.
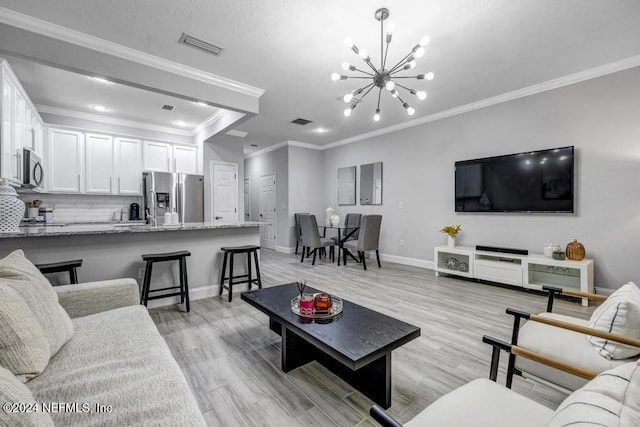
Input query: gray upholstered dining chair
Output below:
<box><xmin>299</xmin><ymin>214</ymin><xmax>335</xmax><ymax>265</ymax></box>
<box><xmin>293</xmin><ymin>212</ymin><xmax>309</xmax><ymax>255</ymax></box>
<box><xmin>331</xmin><ymin>212</ymin><xmax>361</xmax><ymax>245</ymax></box>
<box><xmin>342</xmin><ymin>214</ymin><xmax>382</xmax><ymax>270</ymax></box>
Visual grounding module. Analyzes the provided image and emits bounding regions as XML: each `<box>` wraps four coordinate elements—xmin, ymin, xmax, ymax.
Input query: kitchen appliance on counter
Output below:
<box><xmin>129</xmin><ymin>203</ymin><xmax>140</xmax><ymax>220</ymax></box>
<box><xmin>22</xmin><ymin>148</ymin><xmax>44</xmax><ymax>189</ymax></box>
<box><xmin>143</xmin><ymin>172</ymin><xmax>204</xmax><ymax>225</ymax></box>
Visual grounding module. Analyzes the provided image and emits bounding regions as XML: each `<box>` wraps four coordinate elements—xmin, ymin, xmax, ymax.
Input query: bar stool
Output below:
<box><xmin>140</xmin><ymin>251</ymin><xmax>191</xmax><ymax>312</ymax></box>
<box><xmin>218</xmin><ymin>245</ymin><xmax>262</xmax><ymax>302</ymax></box>
<box><xmin>36</xmin><ymin>259</ymin><xmax>83</xmax><ymax>285</ymax></box>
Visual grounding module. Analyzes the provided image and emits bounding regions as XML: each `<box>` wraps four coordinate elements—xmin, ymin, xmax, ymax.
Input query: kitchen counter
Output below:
<box><xmin>0</xmin><ymin>221</ymin><xmax>262</xmax><ymax>238</ymax></box>
<box><xmin>0</xmin><ymin>221</ymin><xmax>263</xmax><ymax>307</ymax></box>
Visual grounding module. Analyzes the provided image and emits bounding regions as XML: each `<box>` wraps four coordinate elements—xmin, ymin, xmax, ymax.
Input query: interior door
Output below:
<box><xmin>259</xmin><ymin>173</ymin><xmax>276</xmax><ymax>250</ymax></box>
<box><xmin>211</xmin><ymin>162</ymin><xmax>237</xmax><ymax>222</ymax></box>
<box><xmin>244</xmin><ymin>178</ymin><xmax>250</xmax><ymax>221</ymax></box>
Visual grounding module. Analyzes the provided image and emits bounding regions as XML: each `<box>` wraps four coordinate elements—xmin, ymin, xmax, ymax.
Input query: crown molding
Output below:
<box><xmin>192</xmin><ymin>110</ymin><xmax>229</xmax><ymax>135</ymax></box>
<box><xmin>287</xmin><ymin>140</ymin><xmax>322</xmax><ymax>150</ymax></box>
<box><xmin>0</xmin><ymin>7</ymin><xmax>265</xmax><ymax>98</ymax></box>
<box><xmin>36</xmin><ymin>105</ymin><xmax>195</xmax><ymax>137</ymax></box>
<box><xmin>226</xmin><ymin>129</ymin><xmax>248</xmax><ymax>138</ymax></box>
<box><xmin>323</xmin><ymin>54</ymin><xmax>640</xmax><ymax>149</ymax></box>
<box><xmin>244</xmin><ymin>141</ymin><xmax>289</xmax><ymax>159</ymax></box>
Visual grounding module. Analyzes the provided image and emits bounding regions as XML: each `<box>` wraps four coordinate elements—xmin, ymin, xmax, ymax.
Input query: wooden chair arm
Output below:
<box><xmin>511</xmin><ymin>345</ymin><xmax>597</xmax><ymax>380</ymax></box>
<box><xmin>543</xmin><ymin>286</ymin><xmax>607</xmax><ymax>312</ymax></box>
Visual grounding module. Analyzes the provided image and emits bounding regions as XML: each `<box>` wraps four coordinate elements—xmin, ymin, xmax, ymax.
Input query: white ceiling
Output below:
<box><xmin>1</xmin><ymin>1</ymin><xmax>640</xmax><ymax>152</ymax></box>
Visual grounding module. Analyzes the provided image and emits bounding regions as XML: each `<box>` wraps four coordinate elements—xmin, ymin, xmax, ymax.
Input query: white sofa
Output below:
<box><xmin>0</xmin><ymin>250</ymin><xmax>206</xmax><ymax>426</ymax></box>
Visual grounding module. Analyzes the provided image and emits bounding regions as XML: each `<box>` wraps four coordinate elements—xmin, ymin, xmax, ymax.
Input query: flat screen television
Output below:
<box><xmin>455</xmin><ymin>146</ymin><xmax>574</xmax><ymax>213</ymax></box>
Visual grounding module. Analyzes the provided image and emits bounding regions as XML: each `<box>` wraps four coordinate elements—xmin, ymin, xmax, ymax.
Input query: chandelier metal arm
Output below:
<box><xmin>388</xmin><ymin>52</ymin><xmax>414</xmax><ymax>74</ymax></box>
<box><xmin>353</xmin><ymin>68</ymin><xmax>375</xmax><ymax>76</ymax></box>
<box><xmin>356</xmin><ymin>83</ymin><xmax>376</xmax><ymax>103</ymax></box>
<box><xmin>362</xmin><ymin>57</ymin><xmax>379</xmax><ymax>74</ymax></box>
<box><xmin>376</xmin><ymin>87</ymin><xmax>382</xmax><ymax>111</ymax></box>
<box><xmin>390</xmin><ymin>75</ymin><xmax>424</xmax><ymax>79</ymax></box>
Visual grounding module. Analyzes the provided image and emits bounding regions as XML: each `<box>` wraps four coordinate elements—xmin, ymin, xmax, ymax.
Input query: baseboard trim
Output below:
<box><xmin>378</xmin><ymin>253</ymin><xmax>434</xmax><ymax>270</ymax></box>
<box><xmin>276</xmin><ymin>245</ymin><xmax>295</xmax><ymax>254</ymax></box>
<box><xmin>594</xmin><ymin>287</ymin><xmax>615</xmax><ymax>297</ymax></box>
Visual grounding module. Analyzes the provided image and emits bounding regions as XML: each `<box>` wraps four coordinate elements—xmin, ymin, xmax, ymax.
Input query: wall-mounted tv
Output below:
<box><xmin>455</xmin><ymin>146</ymin><xmax>574</xmax><ymax>213</ymax></box>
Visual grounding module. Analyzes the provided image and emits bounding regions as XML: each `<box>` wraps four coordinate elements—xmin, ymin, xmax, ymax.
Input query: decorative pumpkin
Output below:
<box><xmin>565</xmin><ymin>239</ymin><xmax>585</xmax><ymax>261</ymax></box>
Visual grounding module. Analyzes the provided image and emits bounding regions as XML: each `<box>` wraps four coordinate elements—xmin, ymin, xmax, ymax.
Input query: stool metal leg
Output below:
<box><xmin>182</xmin><ymin>256</ymin><xmax>190</xmax><ymax>312</ymax></box>
<box><xmin>253</xmin><ymin>249</ymin><xmax>262</xmax><ymax>289</ymax></box>
<box><xmin>178</xmin><ymin>258</ymin><xmax>185</xmax><ymax>304</ymax></box>
<box><xmin>219</xmin><ymin>251</ymin><xmax>228</xmax><ymax>296</ymax></box>
<box><xmin>228</xmin><ymin>253</ymin><xmax>235</xmax><ymax>302</ymax></box>
<box><xmin>69</xmin><ymin>268</ymin><xmax>78</xmax><ymax>285</ymax></box>
<box><xmin>247</xmin><ymin>251</ymin><xmax>253</xmax><ymax>290</ymax></box>
<box><xmin>142</xmin><ymin>260</ymin><xmax>153</xmax><ymax>306</ymax></box>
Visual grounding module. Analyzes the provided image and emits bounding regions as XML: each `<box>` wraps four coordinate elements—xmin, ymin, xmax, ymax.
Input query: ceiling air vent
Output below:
<box><xmin>179</xmin><ymin>33</ymin><xmax>224</xmax><ymax>57</ymax></box>
<box><xmin>290</xmin><ymin>118</ymin><xmax>313</xmax><ymax>126</ymax></box>
<box><xmin>162</xmin><ymin>104</ymin><xmax>175</xmax><ymax>111</ymax></box>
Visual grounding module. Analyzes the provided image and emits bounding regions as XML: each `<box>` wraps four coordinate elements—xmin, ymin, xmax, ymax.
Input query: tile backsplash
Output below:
<box><xmin>21</xmin><ymin>194</ymin><xmax>143</xmax><ymax>223</ymax></box>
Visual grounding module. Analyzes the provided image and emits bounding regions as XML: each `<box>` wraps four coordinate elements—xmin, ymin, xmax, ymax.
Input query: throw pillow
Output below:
<box><xmin>547</xmin><ymin>361</ymin><xmax>640</xmax><ymax>426</ymax></box>
<box><xmin>587</xmin><ymin>282</ymin><xmax>640</xmax><ymax>359</ymax></box>
<box><xmin>0</xmin><ymin>365</ymin><xmax>54</xmax><ymax>426</ymax></box>
<box><xmin>0</xmin><ymin>285</ymin><xmax>50</xmax><ymax>382</ymax></box>
<box><xmin>0</xmin><ymin>250</ymin><xmax>73</xmax><ymax>360</ymax></box>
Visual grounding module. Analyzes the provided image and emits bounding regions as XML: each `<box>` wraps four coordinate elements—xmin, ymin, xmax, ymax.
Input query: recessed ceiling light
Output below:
<box><xmin>92</xmin><ymin>77</ymin><xmax>112</xmax><ymax>84</ymax></box>
<box><xmin>173</xmin><ymin>120</ymin><xmax>188</xmax><ymax>127</ymax></box>
<box><xmin>90</xmin><ymin>105</ymin><xmax>110</xmax><ymax>112</ymax></box>
<box><xmin>195</xmin><ymin>101</ymin><xmax>208</xmax><ymax>107</ymax></box>
<box><xmin>315</xmin><ymin>127</ymin><xmax>328</xmax><ymax>133</ymax></box>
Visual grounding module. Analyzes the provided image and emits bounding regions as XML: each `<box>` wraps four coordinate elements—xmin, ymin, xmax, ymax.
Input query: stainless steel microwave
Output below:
<box><xmin>22</xmin><ymin>148</ymin><xmax>44</xmax><ymax>188</ymax></box>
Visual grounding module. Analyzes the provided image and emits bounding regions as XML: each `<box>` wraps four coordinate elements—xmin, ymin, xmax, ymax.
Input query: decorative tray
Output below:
<box><xmin>290</xmin><ymin>294</ymin><xmax>343</xmax><ymax>319</ymax></box>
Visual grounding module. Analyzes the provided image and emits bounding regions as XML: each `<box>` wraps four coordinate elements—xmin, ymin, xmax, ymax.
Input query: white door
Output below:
<box><xmin>48</xmin><ymin>129</ymin><xmax>84</xmax><ymax>193</ymax></box>
<box><xmin>85</xmin><ymin>133</ymin><xmax>114</xmax><ymax>194</ymax></box>
<box><xmin>211</xmin><ymin>162</ymin><xmax>237</xmax><ymax>222</ymax></box>
<box><xmin>244</xmin><ymin>178</ymin><xmax>250</xmax><ymax>221</ymax></box>
<box><xmin>143</xmin><ymin>141</ymin><xmax>172</xmax><ymax>172</ymax></box>
<box><xmin>259</xmin><ymin>173</ymin><xmax>277</xmax><ymax>250</ymax></box>
<box><xmin>174</xmin><ymin>145</ymin><xmax>198</xmax><ymax>174</ymax></box>
<box><xmin>115</xmin><ymin>137</ymin><xmax>142</xmax><ymax>195</ymax></box>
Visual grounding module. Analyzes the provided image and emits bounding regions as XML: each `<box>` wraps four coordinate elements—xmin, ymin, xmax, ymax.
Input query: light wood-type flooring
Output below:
<box><xmin>149</xmin><ymin>249</ymin><xmax>594</xmax><ymax>426</ymax></box>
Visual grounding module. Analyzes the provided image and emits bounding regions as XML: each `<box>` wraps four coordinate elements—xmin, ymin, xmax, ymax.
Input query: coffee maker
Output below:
<box><xmin>129</xmin><ymin>203</ymin><xmax>140</xmax><ymax>220</ymax></box>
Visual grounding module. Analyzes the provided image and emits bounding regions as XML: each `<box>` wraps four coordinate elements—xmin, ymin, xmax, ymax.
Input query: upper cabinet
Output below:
<box><xmin>85</xmin><ymin>133</ymin><xmax>115</xmax><ymax>194</ymax></box>
<box><xmin>0</xmin><ymin>59</ymin><xmax>44</xmax><ymax>185</ymax></box>
<box><xmin>116</xmin><ymin>137</ymin><xmax>142</xmax><ymax>195</ymax></box>
<box><xmin>47</xmin><ymin>128</ymin><xmax>84</xmax><ymax>193</ymax></box>
<box><xmin>143</xmin><ymin>140</ymin><xmax>198</xmax><ymax>174</ymax></box>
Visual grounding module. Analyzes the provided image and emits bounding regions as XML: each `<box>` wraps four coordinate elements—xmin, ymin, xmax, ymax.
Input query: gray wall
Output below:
<box><xmin>203</xmin><ymin>135</ymin><xmax>245</xmax><ymax>222</ymax></box>
<box><xmin>287</xmin><ymin>146</ymin><xmax>324</xmax><ymax>248</ymax></box>
<box><xmin>244</xmin><ymin>146</ymin><xmax>289</xmax><ymax>246</ymax></box>
<box><xmin>321</xmin><ymin>66</ymin><xmax>640</xmax><ymax>289</ymax></box>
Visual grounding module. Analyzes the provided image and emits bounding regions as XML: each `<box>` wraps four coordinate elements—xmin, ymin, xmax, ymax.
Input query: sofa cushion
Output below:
<box><xmin>516</xmin><ymin>312</ymin><xmax>630</xmax><ymax>391</ymax></box>
<box><xmin>547</xmin><ymin>361</ymin><xmax>640</xmax><ymax>426</ymax></box>
<box><xmin>0</xmin><ymin>250</ymin><xmax>73</xmax><ymax>360</ymax></box>
<box><xmin>588</xmin><ymin>282</ymin><xmax>640</xmax><ymax>359</ymax></box>
<box><xmin>406</xmin><ymin>378</ymin><xmax>554</xmax><ymax>427</ymax></box>
<box><xmin>0</xmin><ymin>365</ymin><xmax>54</xmax><ymax>427</ymax></box>
<box><xmin>26</xmin><ymin>305</ymin><xmax>205</xmax><ymax>426</ymax></box>
<box><xmin>0</xmin><ymin>285</ymin><xmax>50</xmax><ymax>382</ymax></box>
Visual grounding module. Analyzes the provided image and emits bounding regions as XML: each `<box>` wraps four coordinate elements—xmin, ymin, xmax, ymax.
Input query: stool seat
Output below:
<box><xmin>36</xmin><ymin>259</ymin><xmax>83</xmax><ymax>285</ymax></box>
<box><xmin>219</xmin><ymin>245</ymin><xmax>262</xmax><ymax>302</ymax></box>
<box><xmin>140</xmin><ymin>251</ymin><xmax>191</xmax><ymax>312</ymax></box>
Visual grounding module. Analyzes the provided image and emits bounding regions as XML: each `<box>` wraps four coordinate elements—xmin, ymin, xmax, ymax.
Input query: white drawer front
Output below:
<box><xmin>474</xmin><ymin>259</ymin><xmax>523</xmax><ymax>286</ymax></box>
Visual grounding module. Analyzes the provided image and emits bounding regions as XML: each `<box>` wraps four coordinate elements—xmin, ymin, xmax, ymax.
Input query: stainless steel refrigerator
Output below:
<box><xmin>143</xmin><ymin>171</ymin><xmax>204</xmax><ymax>224</ymax></box>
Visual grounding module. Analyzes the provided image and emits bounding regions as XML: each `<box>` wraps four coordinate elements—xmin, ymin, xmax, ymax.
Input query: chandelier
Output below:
<box><xmin>331</xmin><ymin>8</ymin><xmax>434</xmax><ymax>121</ymax></box>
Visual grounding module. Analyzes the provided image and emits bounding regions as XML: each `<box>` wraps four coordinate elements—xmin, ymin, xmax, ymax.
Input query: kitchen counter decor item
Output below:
<box><xmin>325</xmin><ymin>207</ymin><xmax>335</xmax><ymax>226</ymax></box>
<box><xmin>440</xmin><ymin>224</ymin><xmax>462</xmax><ymax>248</ymax></box>
<box><xmin>291</xmin><ymin>293</ymin><xmax>343</xmax><ymax>319</ymax></box>
<box><xmin>544</xmin><ymin>241</ymin><xmax>562</xmax><ymax>258</ymax></box>
<box><xmin>0</xmin><ymin>179</ymin><xmax>25</xmax><ymax>232</ymax></box>
<box><xmin>565</xmin><ymin>240</ymin><xmax>585</xmax><ymax>261</ymax></box>
<box><xmin>552</xmin><ymin>251</ymin><xmax>566</xmax><ymax>260</ymax></box>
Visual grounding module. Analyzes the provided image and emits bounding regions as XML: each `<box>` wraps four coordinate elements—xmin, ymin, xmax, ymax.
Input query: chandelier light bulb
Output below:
<box><xmin>342</xmin><ymin>62</ymin><xmax>350</xmax><ymax>71</ymax></box>
<box><xmin>390</xmin><ymin>89</ymin><xmax>398</xmax><ymax>98</ymax></box>
<box><xmin>343</xmin><ymin>93</ymin><xmax>354</xmax><ymax>103</ymax></box>
<box><xmin>344</xmin><ymin>37</ymin><xmax>354</xmax><ymax>48</ymax></box>
<box><xmin>373</xmin><ymin>109</ymin><xmax>381</xmax><ymax>122</ymax></box>
<box><xmin>425</xmin><ymin>72</ymin><xmax>435</xmax><ymax>80</ymax></box>
<box><xmin>344</xmin><ymin>107</ymin><xmax>352</xmax><ymax>117</ymax></box>
<box><xmin>385</xmin><ymin>81</ymin><xmax>395</xmax><ymax>91</ymax></box>
<box><xmin>409</xmin><ymin>60</ymin><xmax>417</xmax><ymax>69</ymax></box>
<box><xmin>420</xmin><ymin>36</ymin><xmax>431</xmax><ymax>47</ymax></box>
<box><xmin>415</xmin><ymin>47</ymin><xmax>425</xmax><ymax>58</ymax></box>
<box><xmin>359</xmin><ymin>49</ymin><xmax>368</xmax><ymax>60</ymax></box>
<box><xmin>331</xmin><ymin>73</ymin><xmax>341</xmax><ymax>81</ymax></box>
<box><xmin>386</xmin><ymin>22</ymin><xmax>395</xmax><ymax>35</ymax></box>
<box><xmin>407</xmin><ymin>107</ymin><xmax>415</xmax><ymax>116</ymax></box>
<box><xmin>416</xmin><ymin>90</ymin><xmax>427</xmax><ymax>100</ymax></box>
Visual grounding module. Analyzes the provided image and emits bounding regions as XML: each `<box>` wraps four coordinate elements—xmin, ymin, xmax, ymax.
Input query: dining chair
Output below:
<box><xmin>333</xmin><ymin>213</ymin><xmax>361</xmax><ymax>264</ymax></box>
<box><xmin>293</xmin><ymin>212</ymin><xmax>309</xmax><ymax>255</ymax></box>
<box><xmin>342</xmin><ymin>214</ymin><xmax>382</xmax><ymax>270</ymax></box>
<box><xmin>299</xmin><ymin>214</ymin><xmax>335</xmax><ymax>265</ymax></box>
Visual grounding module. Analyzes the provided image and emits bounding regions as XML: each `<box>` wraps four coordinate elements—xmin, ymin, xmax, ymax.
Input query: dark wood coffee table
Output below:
<box><xmin>241</xmin><ymin>283</ymin><xmax>421</xmax><ymax>409</ymax></box>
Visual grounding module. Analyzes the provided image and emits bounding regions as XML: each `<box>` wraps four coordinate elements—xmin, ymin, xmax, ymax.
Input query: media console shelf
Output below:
<box><xmin>434</xmin><ymin>245</ymin><xmax>594</xmax><ymax>306</ymax></box>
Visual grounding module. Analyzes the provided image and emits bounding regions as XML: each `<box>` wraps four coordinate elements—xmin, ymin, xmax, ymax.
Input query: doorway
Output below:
<box><xmin>259</xmin><ymin>173</ymin><xmax>276</xmax><ymax>249</ymax></box>
<box><xmin>210</xmin><ymin>161</ymin><xmax>238</xmax><ymax>222</ymax></box>
<box><xmin>244</xmin><ymin>177</ymin><xmax>251</xmax><ymax>221</ymax></box>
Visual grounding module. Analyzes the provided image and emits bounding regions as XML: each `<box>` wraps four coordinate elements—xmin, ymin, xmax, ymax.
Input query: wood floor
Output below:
<box><xmin>149</xmin><ymin>249</ymin><xmax>594</xmax><ymax>426</ymax></box>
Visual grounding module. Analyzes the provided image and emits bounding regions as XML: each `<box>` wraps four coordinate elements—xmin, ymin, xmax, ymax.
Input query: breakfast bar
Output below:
<box><xmin>0</xmin><ymin>222</ymin><xmax>262</xmax><ymax>306</ymax></box>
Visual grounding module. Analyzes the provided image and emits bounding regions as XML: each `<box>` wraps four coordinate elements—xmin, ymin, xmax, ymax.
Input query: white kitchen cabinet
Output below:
<box><xmin>47</xmin><ymin>128</ymin><xmax>84</xmax><ymax>193</ymax></box>
<box><xmin>143</xmin><ymin>141</ymin><xmax>172</xmax><ymax>172</ymax></box>
<box><xmin>173</xmin><ymin>145</ymin><xmax>197</xmax><ymax>174</ymax></box>
<box><xmin>85</xmin><ymin>133</ymin><xmax>114</xmax><ymax>194</ymax></box>
<box><xmin>115</xmin><ymin>137</ymin><xmax>142</xmax><ymax>194</ymax></box>
<box><xmin>1</xmin><ymin>71</ymin><xmax>14</xmax><ymax>183</ymax></box>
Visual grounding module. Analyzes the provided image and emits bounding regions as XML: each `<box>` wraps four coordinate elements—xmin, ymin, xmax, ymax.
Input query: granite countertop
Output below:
<box><xmin>0</xmin><ymin>221</ymin><xmax>263</xmax><ymax>239</ymax></box>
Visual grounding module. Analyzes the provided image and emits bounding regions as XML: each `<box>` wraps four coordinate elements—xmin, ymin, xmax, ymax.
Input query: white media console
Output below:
<box><xmin>434</xmin><ymin>245</ymin><xmax>594</xmax><ymax>306</ymax></box>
